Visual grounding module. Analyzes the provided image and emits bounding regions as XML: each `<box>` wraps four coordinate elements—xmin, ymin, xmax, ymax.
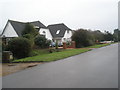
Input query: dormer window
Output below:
<box><xmin>56</xmin><ymin>30</ymin><xmax>60</xmax><ymax>34</ymax></box>
<box><xmin>67</xmin><ymin>30</ymin><xmax>69</xmax><ymax>33</ymax></box>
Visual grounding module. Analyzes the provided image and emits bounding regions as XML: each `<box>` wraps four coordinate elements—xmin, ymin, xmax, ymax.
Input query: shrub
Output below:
<box><xmin>72</xmin><ymin>29</ymin><xmax>95</xmax><ymax>48</ymax></box>
<box><xmin>22</xmin><ymin>34</ymin><xmax>32</xmax><ymax>39</ymax></box>
<box><xmin>49</xmin><ymin>49</ymin><xmax>55</xmax><ymax>53</ymax></box>
<box><xmin>34</xmin><ymin>35</ymin><xmax>51</xmax><ymax>48</ymax></box>
<box><xmin>7</xmin><ymin>37</ymin><xmax>32</xmax><ymax>59</ymax></box>
<box><xmin>22</xmin><ymin>34</ymin><xmax>35</xmax><ymax>47</ymax></box>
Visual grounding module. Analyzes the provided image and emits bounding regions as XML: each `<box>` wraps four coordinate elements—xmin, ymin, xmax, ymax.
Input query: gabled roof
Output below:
<box><xmin>2</xmin><ymin>20</ymin><xmax>46</xmax><ymax>37</ymax></box>
<box><xmin>47</xmin><ymin>23</ymin><xmax>71</xmax><ymax>38</ymax></box>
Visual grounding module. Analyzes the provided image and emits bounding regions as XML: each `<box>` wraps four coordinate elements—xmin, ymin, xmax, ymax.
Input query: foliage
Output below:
<box><xmin>22</xmin><ymin>34</ymin><xmax>35</xmax><ymax>46</ymax></box>
<box><xmin>34</xmin><ymin>35</ymin><xmax>51</xmax><ymax>48</ymax></box>
<box><xmin>22</xmin><ymin>23</ymin><xmax>39</xmax><ymax>47</ymax></box>
<box><xmin>113</xmin><ymin>29</ymin><xmax>120</xmax><ymax>42</ymax></box>
<box><xmin>92</xmin><ymin>30</ymin><xmax>104</xmax><ymax>42</ymax></box>
<box><xmin>104</xmin><ymin>31</ymin><xmax>113</xmax><ymax>41</ymax></box>
<box><xmin>71</xmin><ymin>28</ymin><xmax>115</xmax><ymax>48</ymax></box>
<box><xmin>7</xmin><ymin>37</ymin><xmax>32</xmax><ymax>59</ymax></box>
<box><xmin>22</xmin><ymin>34</ymin><xmax>32</xmax><ymax>39</ymax></box>
<box><xmin>72</xmin><ymin>29</ymin><xmax>95</xmax><ymax>48</ymax></box>
<box><xmin>22</xmin><ymin>23</ymin><xmax>39</xmax><ymax>37</ymax></box>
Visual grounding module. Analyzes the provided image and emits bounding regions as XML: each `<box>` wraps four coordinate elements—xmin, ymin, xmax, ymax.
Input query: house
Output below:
<box><xmin>1</xmin><ymin>20</ymin><xmax>73</xmax><ymax>45</ymax></box>
<box><xmin>1</xmin><ymin>20</ymin><xmax>47</xmax><ymax>37</ymax></box>
<box><xmin>47</xmin><ymin>23</ymin><xmax>73</xmax><ymax>45</ymax></box>
<box><xmin>1</xmin><ymin>20</ymin><xmax>53</xmax><ymax>42</ymax></box>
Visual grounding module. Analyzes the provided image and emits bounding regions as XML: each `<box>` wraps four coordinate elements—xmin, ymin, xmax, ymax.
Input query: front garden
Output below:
<box><xmin>12</xmin><ymin>43</ymin><xmax>113</xmax><ymax>63</ymax></box>
<box><xmin>2</xmin><ymin>24</ymin><xmax>116</xmax><ymax>63</ymax></box>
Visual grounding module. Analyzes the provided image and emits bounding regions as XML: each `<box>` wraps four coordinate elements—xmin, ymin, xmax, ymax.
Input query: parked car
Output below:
<box><xmin>50</xmin><ymin>42</ymin><xmax>63</xmax><ymax>47</ymax></box>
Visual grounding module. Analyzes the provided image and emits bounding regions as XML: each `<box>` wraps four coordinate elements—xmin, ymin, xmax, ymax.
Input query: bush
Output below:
<box><xmin>72</xmin><ymin>29</ymin><xmax>95</xmax><ymax>48</ymax></box>
<box><xmin>34</xmin><ymin>35</ymin><xmax>51</xmax><ymax>48</ymax></box>
<box><xmin>22</xmin><ymin>34</ymin><xmax>35</xmax><ymax>47</ymax></box>
<box><xmin>22</xmin><ymin>34</ymin><xmax>32</xmax><ymax>39</ymax></box>
<box><xmin>7</xmin><ymin>37</ymin><xmax>32</xmax><ymax>59</ymax></box>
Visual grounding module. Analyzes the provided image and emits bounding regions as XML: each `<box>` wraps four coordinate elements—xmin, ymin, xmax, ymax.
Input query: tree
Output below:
<box><xmin>72</xmin><ymin>29</ymin><xmax>95</xmax><ymax>48</ymax></box>
<box><xmin>22</xmin><ymin>23</ymin><xmax>39</xmax><ymax>37</ymax></box>
<box><xmin>113</xmin><ymin>29</ymin><xmax>120</xmax><ymax>42</ymax></box>
<box><xmin>92</xmin><ymin>30</ymin><xmax>104</xmax><ymax>42</ymax></box>
<box><xmin>104</xmin><ymin>31</ymin><xmax>113</xmax><ymax>41</ymax></box>
<box><xmin>22</xmin><ymin>23</ymin><xmax>39</xmax><ymax>47</ymax></box>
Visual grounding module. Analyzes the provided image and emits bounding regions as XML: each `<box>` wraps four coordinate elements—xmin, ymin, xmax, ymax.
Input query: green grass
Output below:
<box><xmin>12</xmin><ymin>43</ymin><xmax>113</xmax><ymax>63</ymax></box>
<box><xmin>30</xmin><ymin>49</ymin><xmax>50</xmax><ymax>56</ymax></box>
<box><xmin>12</xmin><ymin>49</ymin><xmax>90</xmax><ymax>63</ymax></box>
<box><xmin>85</xmin><ymin>43</ymin><xmax>111</xmax><ymax>48</ymax></box>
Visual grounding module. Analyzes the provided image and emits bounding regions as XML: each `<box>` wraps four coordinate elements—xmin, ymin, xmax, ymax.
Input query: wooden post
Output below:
<box><xmin>63</xmin><ymin>42</ymin><xmax>67</xmax><ymax>49</ymax></box>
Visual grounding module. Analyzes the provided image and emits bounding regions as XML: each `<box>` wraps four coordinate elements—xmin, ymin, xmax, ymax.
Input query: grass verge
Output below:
<box><xmin>86</xmin><ymin>43</ymin><xmax>111</xmax><ymax>48</ymax></box>
<box><xmin>12</xmin><ymin>43</ymin><xmax>113</xmax><ymax>63</ymax></box>
<box><xmin>12</xmin><ymin>49</ymin><xmax>90</xmax><ymax>63</ymax></box>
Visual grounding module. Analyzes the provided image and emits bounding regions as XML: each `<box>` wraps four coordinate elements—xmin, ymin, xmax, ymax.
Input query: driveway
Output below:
<box><xmin>2</xmin><ymin>44</ymin><xmax>118</xmax><ymax>88</ymax></box>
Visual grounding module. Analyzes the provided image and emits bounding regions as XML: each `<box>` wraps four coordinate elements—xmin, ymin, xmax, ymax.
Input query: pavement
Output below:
<box><xmin>1</xmin><ymin>63</ymin><xmax>42</xmax><ymax>76</ymax></box>
<box><xmin>2</xmin><ymin>44</ymin><xmax>118</xmax><ymax>88</ymax></box>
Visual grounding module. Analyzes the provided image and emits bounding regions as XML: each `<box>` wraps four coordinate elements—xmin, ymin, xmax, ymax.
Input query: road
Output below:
<box><xmin>2</xmin><ymin>44</ymin><xmax>118</xmax><ymax>88</ymax></box>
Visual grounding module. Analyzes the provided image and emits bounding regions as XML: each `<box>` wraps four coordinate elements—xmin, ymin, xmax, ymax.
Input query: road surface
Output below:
<box><xmin>2</xmin><ymin>44</ymin><xmax>118</xmax><ymax>88</ymax></box>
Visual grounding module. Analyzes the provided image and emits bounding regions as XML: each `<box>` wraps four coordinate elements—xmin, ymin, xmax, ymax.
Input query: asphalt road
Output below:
<box><xmin>2</xmin><ymin>44</ymin><xmax>118</xmax><ymax>88</ymax></box>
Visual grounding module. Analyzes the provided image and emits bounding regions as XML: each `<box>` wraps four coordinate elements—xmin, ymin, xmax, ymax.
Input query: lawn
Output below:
<box><xmin>12</xmin><ymin>49</ymin><xmax>90</xmax><ymax>62</ymax></box>
<box><xmin>30</xmin><ymin>49</ymin><xmax>50</xmax><ymax>56</ymax></box>
<box><xmin>86</xmin><ymin>43</ymin><xmax>111</xmax><ymax>48</ymax></box>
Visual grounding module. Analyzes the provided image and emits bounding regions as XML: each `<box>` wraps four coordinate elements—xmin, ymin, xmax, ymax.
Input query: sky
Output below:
<box><xmin>0</xmin><ymin>0</ymin><xmax>119</xmax><ymax>33</ymax></box>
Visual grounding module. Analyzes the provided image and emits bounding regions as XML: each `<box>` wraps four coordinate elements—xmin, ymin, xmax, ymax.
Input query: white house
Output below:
<box><xmin>1</xmin><ymin>20</ymin><xmax>73</xmax><ymax>45</ymax></box>
<box><xmin>1</xmin><ymin>20</ymin><xmax>50</xmax><ymax>37</ymax></box>
<box><xmin>47</xmin><ymin>23</ymin><xmax>73</xmax><ymax>44</ymax></box>
<box><xmin>39</xmin><ymin>28</ymin><xmax>52</xmax><ymax>41</ymax></box>
<box><xmin>1</xmin><ymin>20</ymin><xmax>52</xmax><ymax>43</ymax></box>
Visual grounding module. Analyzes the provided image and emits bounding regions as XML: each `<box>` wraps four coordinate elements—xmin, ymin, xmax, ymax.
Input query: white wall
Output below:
<box><xmin>62</xmin><ymin>30</ymin><xmax>72</xmax><ymax>42</ymax></box>
<box><xmin>39</xmin><ymin>28</ymin><xmax>53</xmax><ymax>41</ymax></box>
<box><xmin>2</xmin><ymin>22</ymin><xmax>18</xmax><ymax>37</ymax></box>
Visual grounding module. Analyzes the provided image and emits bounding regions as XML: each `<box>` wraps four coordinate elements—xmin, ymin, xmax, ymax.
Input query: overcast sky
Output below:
<box><xmin>0</xmin><ymin>0</ymin><xmax>119</xmax><ymax>33</ymax></box>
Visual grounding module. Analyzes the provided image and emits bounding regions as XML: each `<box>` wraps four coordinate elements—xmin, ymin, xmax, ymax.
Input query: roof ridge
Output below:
<box><xmin>47</xmin><ymin>23</ymin><xmax>65</xmax><ymax>27</ymax></box>
<box><xmin>8</xmin><ymin>19</ymin><xmax>26</xmax><ymax>24</ymax></box>
<box><xmin>8</xmin><ymin>19</ymin><xmax>41</xmax><ymax>24</ymax></box>
<box><xmin>30</xmin><ymin>21</ymin><xmax>40</xmax><ymax>23</ymax></box>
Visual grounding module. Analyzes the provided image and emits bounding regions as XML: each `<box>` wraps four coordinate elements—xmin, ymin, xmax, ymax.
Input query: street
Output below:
<box><xmin>2</xmin><ymin>44</ymin><xmax>118</xmax><ymax>88</ymax></box>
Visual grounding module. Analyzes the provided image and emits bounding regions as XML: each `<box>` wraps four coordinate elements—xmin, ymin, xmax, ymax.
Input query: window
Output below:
<box><xmin>56</xmin><ymin>30</ymin><xmax>60</xmax><ymax>34</ymax></box>
<box><xmin>67</xmin><ymin>30</ymin><xmax>69</xmax><ymax>33</ymax></box>
<box><xmin>43</xmin><ymin>31</ymin><xmax>46</xmax><ymax>33</ymax></box>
